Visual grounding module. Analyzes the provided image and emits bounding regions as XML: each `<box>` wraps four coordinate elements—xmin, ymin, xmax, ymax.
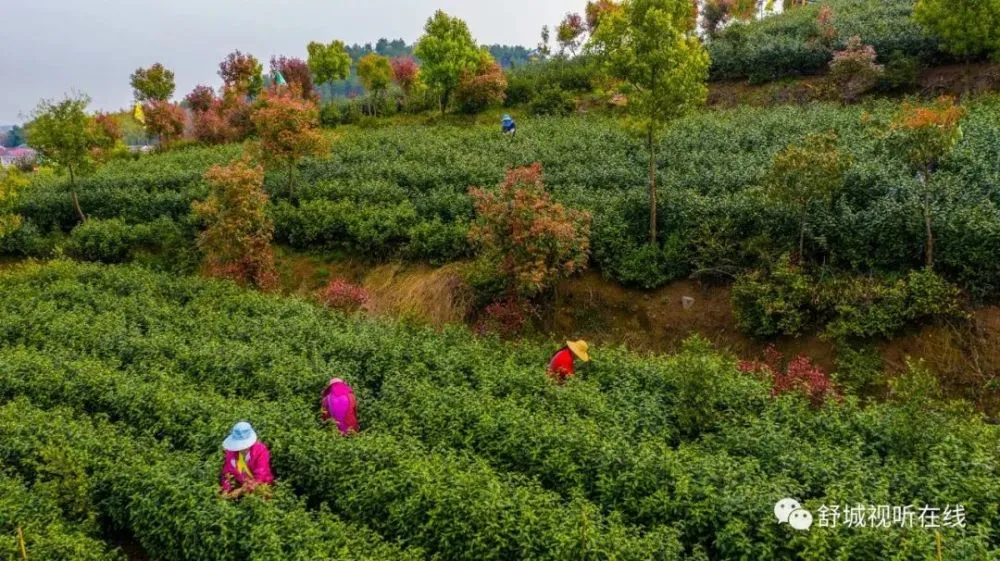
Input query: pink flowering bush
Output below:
<box><xmin>319</xmin><ymin>278</ymin><xmax>370</xmax><ymax>312</ymax></box>
<box><xmin>739</xmin><ymin>345</ymin><xmax>837</xmax><ymax>406</ymax></box>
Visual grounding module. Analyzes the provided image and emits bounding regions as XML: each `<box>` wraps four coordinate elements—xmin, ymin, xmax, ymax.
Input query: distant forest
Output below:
<box><xmin>318</xmin><ymin>38</ymin><xmax>532</xmax><ymax>99</ymax></box>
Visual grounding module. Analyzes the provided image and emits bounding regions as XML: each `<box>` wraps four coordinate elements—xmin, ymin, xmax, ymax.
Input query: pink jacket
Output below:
<box><xmin>220</xmin><ymin>441</ymin><xmax>274</xmax><ymax>492</ymax></box>
<box><xmin>321</xmin><ymin>380</ymin><xmax>359</xmax><ymax>435</ymax></box>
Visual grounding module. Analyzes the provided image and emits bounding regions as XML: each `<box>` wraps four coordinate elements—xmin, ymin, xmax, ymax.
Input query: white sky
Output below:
<box><xmin>0</xmin><ymin>0</ymin><xmax>581</xmax><ymax>124</ymax></box>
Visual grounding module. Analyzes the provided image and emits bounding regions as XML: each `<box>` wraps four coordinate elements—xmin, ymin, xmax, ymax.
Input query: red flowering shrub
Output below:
<box><xmin>739</xmin><ymin>345</ymin><xmax>837</xmax><ymax>406</ymax></box>
<box><xmin>473</xmin><ymin>298</ymin><xmax>536</xmax><ymax>338</ymax></box>
<box><xmin>319</xmin><ymin>278</ymin><xmax>370</xmax><ymax>312</ymax></box>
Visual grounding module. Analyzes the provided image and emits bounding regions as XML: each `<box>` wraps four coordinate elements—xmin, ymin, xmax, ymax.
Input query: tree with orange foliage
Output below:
<box><xmin>142</xmin><ymin>100</ymin><xmax>186</xmax><ymax>148</ymax></box>
<box><xmin>249</xmin><ymin>88</ymin><xmax>327</xmax><ymax>196</ymax></box>
<box><xmin>889</xmin><ymin>96</ymin><xmax>966</xmax><ymax>268</ymax></box>
<box><xmin>468</xmin><ymin>163</ymin><xmax>591</xmax><ymax>299</ymax></box>
<box><xmin>192</xmin><ymin>156</ymin><xmax>278</xmax><ymax>290</ymax></box>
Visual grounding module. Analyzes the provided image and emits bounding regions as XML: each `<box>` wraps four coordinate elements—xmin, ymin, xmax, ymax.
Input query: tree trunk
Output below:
<box><xmin>647</xmin><ymin>126</ymin><xmax>657</xmax><ymax>245</ymax></box>
<box><xmin>69</xmin><ymin>166</ymin><xmax>86</xmax><ymax>223</ymax></box>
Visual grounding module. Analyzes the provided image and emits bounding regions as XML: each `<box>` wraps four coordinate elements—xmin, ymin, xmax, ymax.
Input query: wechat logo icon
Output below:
<box><xmin>775</xmin><ymin>498</ymin><xmax>813</xmax><ymax>531</ymax></box>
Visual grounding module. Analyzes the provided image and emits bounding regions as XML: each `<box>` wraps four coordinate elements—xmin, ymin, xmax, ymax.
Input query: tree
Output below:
<box><xmin>357</xmin><ymin>53</ymin><xmax>392</xmax><ymax>115</ymax></box>
<box><xmin>129</xmin><ymin>63</ymin><xmax>176</xmax><ymax>101</ymax></box>
<box><xmin>414</xmin><ymin>10</ymin><xmax>482</xmax><ymax>113</ymax></box>
<box><xmin>888</xmin><ymin>96</ymin><xmax>966</xmax><ymax>268</ymax></box>
<box><xmin>184</xmin><ymin>85</ymin><xmax>216</xmax><ymax>113</ymax></box>
<box><xmin>219</xmin><ymin>51</ymin><xmax>264</xmax><ymax>98</ymax></box>
<box><xmin>468</xmin><ymin>163</ymin><xmax>591</xmax><ymax>299</ymax></box>
<box><xmin>454</xmin><ymin>51</ymin><xmax>508</xmax><ymax>114</ymax></box>
<box><xmin>585</xmin><ymin>0</ymin><xmax>620</xmax><ymax>33</ymax></box>
<box><xmin>90</xmin><ymin>112</ymin><xmax>125</xmax><ymax>162</ymax></box>
<box><xmin>270</xmin><ymin>56</ymin><xmax>315</xmax><ymax>100</ymax></box>
<box><xmin>193</xmin><ymin>156</ymin><xmax>278</xmax><ymax>290</ymax></box>
<box><xmin>390</xmin><ymin>57</ymin><xmax>421</xmax><ymax>102</ymax></box>
<box><xmin>588</xmin><ymin>0</ymin><xmax>710</xmax><ymax>244</ymax></box>
<box><xmin>249</xmin><ymin>88</ymin><xmax>327</xmax><ymax>196</ymax></box>
<box><xmin>913</xmin><ymin>0</ymin><xmax>1000</xmax><ymax>60</ymax></box>
<box><xmin>142</xmin><ymin>101</ymin><xmax>186</xmax><ymax>148</ymax></box>
<box><xmin>2</xmin><ymin>125</ymin><xmax>25</xmax><ymax>148</ymax></box>
<box><xmin>307</xmin><ymin>40</ymin><xmax>352</xmax><ymax>86</ymax></box>
<box><xmin>25</xmin><ymin>94</ymin><xmax>103</xmax><ymax>223</ymax></box>
<box><xmin>537</xmin><ymin>25</ymin><xmax>552</xmax><ymax>59</ymax></box>
<box><xmin>557</xmin><ymin>13</ymin><xmax>586</xmax><ymax>56</ymax></box>
<box><xmin>766</xmin><ymin>132</ymin><xmax>851</xmax><ymax>261</ymax></box>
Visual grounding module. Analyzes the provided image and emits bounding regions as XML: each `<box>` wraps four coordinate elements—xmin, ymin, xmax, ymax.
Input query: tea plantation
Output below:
<box><xmin>1</xmin><ymin>260</ymin><xmax>997</xmax><ymax>559</ymax></box>
<box><xmin>7</xmin><ymin>97</ymin><xmax>1000</xmax><ymax>297</ymax></box>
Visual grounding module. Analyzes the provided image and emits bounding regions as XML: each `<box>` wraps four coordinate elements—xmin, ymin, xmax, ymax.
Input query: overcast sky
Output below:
<box><xmin>0</xmin><ymin>0</ymin><xmax>580</xmax><ymax>124</ymax></box>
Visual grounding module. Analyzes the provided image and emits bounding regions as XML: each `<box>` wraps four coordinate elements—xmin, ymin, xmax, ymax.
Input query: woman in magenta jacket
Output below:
<box><xmin>220</xmin><ymin>421</ymin><xmax>274</xmax><ymax>498</ymax></box>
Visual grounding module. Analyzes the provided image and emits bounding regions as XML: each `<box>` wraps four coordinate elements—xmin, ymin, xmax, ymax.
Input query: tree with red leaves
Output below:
<box><xmin>192</xmin><ymin>156</ymin><xmax>278</xmax><ymax>290</ymax></box>
<box><xmin>270</xmin><ymin>56</ymin><xmax>315</xmax><ymax>100</ymax></box>
<box><xmin>250</xmin><ymin>88</ymin><xmax>327</xmax><ymax>195</ymax></box>
<box><xmin>585</xmin><ymin>0</ymin><xmax>620</xmax><ymax>33</ymax></box>
<box><xmin>454</xmin><ymin>52</ymin><xmax>507</xmax><ymax>114</ymax></box>
<box><xmin>219</xmin><ymin>50</ymin><xmax>264</xmax><ymax>98</ymax></box>
<box><xmin>185</xmin><ymin>85</ymin><xmax>216</xmax><ymax>113</ymax></box>
<box><xmin>468</xmin><ymin>163</ymin><xmax>591</xmax><ymax>299</ymax></box>
<box><xmin>142</xmin><ymin>100</ymin><xmax>186</xmax><ymax>148</ymax></box>
<box><xmin>557</xmin><ymin>12</ymin><xmax>586</xmax><ymax>56</ymax></box>
<box><xmin>391</xmin><ymin>57</ymin><xmax>421</xmax><ymax>103</ymax></box>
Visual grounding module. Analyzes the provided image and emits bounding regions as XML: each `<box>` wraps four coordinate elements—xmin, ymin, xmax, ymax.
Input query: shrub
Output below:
<box><xmin>828</xmin><ymin>35</ymin><xmax>884</xmax><ymax>102</ymax></box>
<box><xmin>834</xmin><ymin>343</ymin><xmax>883</xmax><ymax>395</ymax></box>
<box><xmin>405</xmin><ymin>219</ymin><xmax>470</xmax><ymax>265</ymax></box>
<box><xmin>739</xmin><ymin>345</ymin><xmax>837</xmax><ymax>406</ymax></box>
<box><xmin>468</xmin><ymin>163</ymin><xmax>590</xmax><ymax>298</ymax></box>
<box><xmin>192</xmin><ymin>156</ymin><xmax>278</xmax><ymax>290</ymax></box>
<box><xmin>142</xmin><ymin>101</ymin><xmax>186</xmax><ymax>148</ymax></box>
<box><xmin>319</xmin><ymin>278</ymin><xmax>370</xmax><ymax>312</ymax></box>
<box><xmin>876</xmin><ymin>50</ymin><xmax>920</xmax><ymax>92</ymax></box>
<box><xmin>473</xmin><ymin>297</ymin><xmax>535</xmax><ymax>338</ymax></box>
<box><xmin>731</xmin><ymin>254</ymin><xmax>814</xmax><ymax>337</ymax></box>
<box><xmin>529</xmin><ymin>86</ymin><xmax>576</xmax><ymax>116</ymax></box>
<box><xmin>454</xmin><ymin>60</ymin><xmax>508</xmax><ymax>115</ymax></box>
<box><xmin>66</xmin><ymin>218</ymin><xmax>137</xmax><ymax>263</ymax></box>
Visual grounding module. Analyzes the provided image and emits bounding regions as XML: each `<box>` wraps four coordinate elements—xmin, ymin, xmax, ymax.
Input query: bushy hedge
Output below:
<box><xmin>2</xmin><ymin>261</ymin><xmax>1000</xmax><ymax>558</ymax></box>
<box><xmin>707</xmin><ymin>0</ymin><xmax>945</xmax><ymax>83</ymax></box>
<box><xmin>8</xmin><ymin>98</ymin><xmax>1000</xmax><ymax>300</ymax></box>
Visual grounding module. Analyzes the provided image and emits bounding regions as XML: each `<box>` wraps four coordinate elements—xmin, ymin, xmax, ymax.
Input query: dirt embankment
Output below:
<box><xmin>280</xmin><ymin>253</ymin><xmax>1000</xmax><ymax>413</ymax></box>
<box><xmin>707</xmin><ymin>62</ymin><xmax>1000</xmax><ymax>108</ymax></box>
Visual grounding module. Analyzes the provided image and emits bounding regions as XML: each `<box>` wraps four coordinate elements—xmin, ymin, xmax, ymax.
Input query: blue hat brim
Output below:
<box><xmin>222</xmin><ymin>430</ymin><xmax>257</xmax><ymax>451</ymax></box>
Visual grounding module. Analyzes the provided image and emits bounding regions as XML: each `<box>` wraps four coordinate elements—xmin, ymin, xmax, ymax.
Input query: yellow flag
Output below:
<box><xmin>133</xmin><ymin>102</ymin><xmax>145</xmax><ymax>124</ymax></box>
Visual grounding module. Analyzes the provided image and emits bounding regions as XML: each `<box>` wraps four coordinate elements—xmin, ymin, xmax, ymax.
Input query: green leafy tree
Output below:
<box><xmin>25</xmin><ymin>94</ymin><xmax>103</xmax><ymax>223</ymax></box>
<box><xmin>307</xmin><ymin>40</ymin><xmax>352</xmax><ymax>86</ymax></box>
<box><xmin>129</xmin><ymin>63</ymin><xmax>176</xmax><ymax>101</ymax></box>
<box><xmin>414</xmin><ymin>10</ymin><xmax>482</xmax><ymax>113</ymax></box>
<box><xmin>767</xmin><ymin>132</ymin><xmax>851</xmax><ymax>261</ymax></box>
<box><xmin>537</xmin><ymin>25</ymin><xmax>552</xmax><ymax>59</ymax></box>
<box><xmin>913</xmin><ymin>0</ymin><xmax>1000</xmax><ymax>60</ymax></box>
<box><xmin>357</xmin><ymin>53</ymin><xmax>392</xmax><ymax>116</ymax></box>
<box><xmin>888</xmin><ymin>96</ymin><xmax>966</xmax><ymax>268</ymax></box>
<box><xmin>588</xmin><ymin>0</ymin><xmax>710</xmax><ymax>244</ymax></box>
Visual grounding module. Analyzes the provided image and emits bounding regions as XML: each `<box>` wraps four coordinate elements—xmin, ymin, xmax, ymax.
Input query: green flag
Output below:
<box><xmin>274</xmin><ymin>71</ymin><xmax>288</xmax><ymax>87</ymax></box>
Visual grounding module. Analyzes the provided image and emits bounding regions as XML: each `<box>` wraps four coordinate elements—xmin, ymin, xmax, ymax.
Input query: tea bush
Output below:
<box><xmin>707</xmin><ymin>0</ymin><xmax>943</xmax><ymax>83</ymax></box>
<box><xmin>1</xmin><ymin>261</ymin><xmax>999</xmax><ymax>559</ymax></box>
